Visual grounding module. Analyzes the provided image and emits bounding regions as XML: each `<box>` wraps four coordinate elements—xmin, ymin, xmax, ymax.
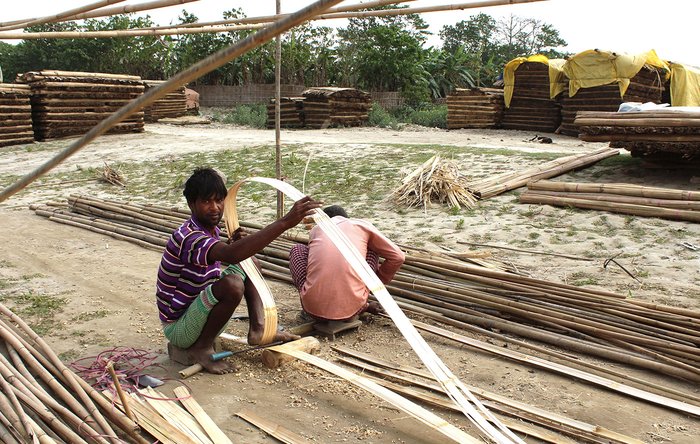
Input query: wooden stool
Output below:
<box><xmin>313</xmin><ymin>318</ymin><xmax>362</xmax><ymax>341</ymax></box>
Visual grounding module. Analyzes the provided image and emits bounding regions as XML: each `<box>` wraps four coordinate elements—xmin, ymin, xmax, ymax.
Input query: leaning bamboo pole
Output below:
<box><xmin>0</xmin><ymin>0</ymin><xmax>128</xmax><ymax>31</ymax></box>
<box><xmin>0</xmin><ymin>0</ymin><xmax>345</xmax><ymax>203</ymax></box>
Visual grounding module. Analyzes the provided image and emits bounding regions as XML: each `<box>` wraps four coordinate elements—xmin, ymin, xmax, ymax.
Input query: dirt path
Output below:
<box><xmin>0</xmin><ymin>123</ymin><xmax>698</xmax><ymax>443</ymax></box>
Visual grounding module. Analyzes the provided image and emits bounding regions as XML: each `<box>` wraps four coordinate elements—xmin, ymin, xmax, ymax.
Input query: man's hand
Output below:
<box><xmin>281</xmin><ymin>196</ymin><xmax>322</xmax><ymax>229</ymax></box>
<box><xmin>228</xmin><ymin>227</ymin><xmax>247</xmax><ymax>243</ymax></box>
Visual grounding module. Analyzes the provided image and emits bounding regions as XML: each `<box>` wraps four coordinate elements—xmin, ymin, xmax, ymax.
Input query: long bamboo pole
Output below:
<box><xmin>0</xmin><ymin>23</ymin><xmax>266</xmax><ymax>39</ymax></box>
<box><xmin>528</xmin><ymin>180</ymin><xmax>700</xmax><ymax>201</ymax></box>
<box><xmin>0</xmin><ymin>0</ymin><xmax>345</xmax><ymax>203</ymax></box>
<box><xmin>0</xmin><ymin>0</ymin><xmax>127</xmax><ymax>30</ymax></box>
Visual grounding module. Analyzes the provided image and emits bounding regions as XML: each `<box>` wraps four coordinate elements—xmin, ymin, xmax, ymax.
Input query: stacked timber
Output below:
<box><xmin>301</xmin><ymin>87</ymin><xmax>371</xmax><ymax>129</ymax></box>
<box><xmin>0</xmin><ymin>83</ymin><xmax>34</xmax><ymax>147</ymax></box>
<box><xmin>559</xmin><ymin>66</ymin><xmax>665</xmax><ymax>136</ymax></box>
<box><xmin>466</xmin><ymin>147</ymin><xmax>619</xmax><ymax>199</ymax></box>
<box><xmin>266</xmin><ymin>97</ymin><xmax>305</xmax><ymax>128</ymax></box>
<box><xmin>142</xmin><ymin>80</ymin><xmax>187</xmax><ymax>122</ymax></box>
<box><xmin>521</xmin><ymin>180</ymin><xmax>700</xmax><ymax>223</ymax></box>
<box><xmin>575</xmin><ymin>109</ymin><xmax>700</xmax><ymax>161</ymax></box>
<box><xmin>17</xmin><ymin>70</ymin><xmax>145</xmax><ymax>141</ymax></box>
<box><xmin>446</xmin><ymin>88</ymin><xmax>504</xmax><ymax>129</ymax></box>
<box><xmin>502</xmin><ymin>62</ymin><xmax>562</xmax><ymax>132</ymax></box>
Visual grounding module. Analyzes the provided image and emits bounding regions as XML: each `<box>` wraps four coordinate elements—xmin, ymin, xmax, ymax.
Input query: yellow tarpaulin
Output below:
<box><xmin>503</xmin><ymin>54</ymin><xmax>566</xmax><ymax>107</ymax></box>
<box><xmin>562</xmin><ymin>49</ymin><xmax>669</xmax><ymax>98</ymax></box>
<box><xmin>669</xmin><ymin>62</ymin><xmax>700</xmax><ymax>107</ymax></box>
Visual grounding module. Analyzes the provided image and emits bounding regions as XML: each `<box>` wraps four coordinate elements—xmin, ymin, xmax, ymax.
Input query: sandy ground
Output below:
<box><xmin>0</xmin><ymin>121</ymin><xmax>699</xmax><ymax>443</ymax></box>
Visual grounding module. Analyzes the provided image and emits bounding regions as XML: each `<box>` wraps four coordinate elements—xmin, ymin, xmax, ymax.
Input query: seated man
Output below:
<box><xmin>288</xmin><ymin>205</ymin><xmax>405</xmax><ymax>324</ymax></box>
<box><xmin>156</xmin><ymin>167</ymin><xmax>321</xmax><ymax>374</ymax></box>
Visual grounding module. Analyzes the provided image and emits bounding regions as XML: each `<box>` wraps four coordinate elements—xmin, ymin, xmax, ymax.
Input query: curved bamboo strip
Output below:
<box><xmin>223</xmin><ymin>177</ymin><xmax>521</xmax><ymax>444</ymax></box>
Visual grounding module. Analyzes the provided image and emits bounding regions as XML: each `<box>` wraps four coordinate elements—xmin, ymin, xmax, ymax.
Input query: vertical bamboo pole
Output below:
<box><xmin>275</xmin><ymin>0</ymin><xmax>285</xmax><ymax>218</ymax></box>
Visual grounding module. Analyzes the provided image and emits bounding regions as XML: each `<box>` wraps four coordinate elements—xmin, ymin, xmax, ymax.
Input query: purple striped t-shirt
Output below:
<box><xmin>156</xmin><ymin>217</ymin><xmax>221</xmax><ymax>322</ymax></box>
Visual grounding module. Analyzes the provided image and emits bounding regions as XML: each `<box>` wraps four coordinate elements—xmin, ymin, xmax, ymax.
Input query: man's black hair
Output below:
<box><xmin>183</xmin><ymin>167</ymin><xmax>227</xmax><ymax>204</ymax></box>
<box><xmin>323</xmin><ymin>205</ymin><xmax>348</xmax><ymax>218</ymax></box>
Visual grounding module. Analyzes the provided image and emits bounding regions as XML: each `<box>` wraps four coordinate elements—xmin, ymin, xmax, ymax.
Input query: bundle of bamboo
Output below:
<box><xmin>142</xmin><ymin>80</ymin><xmax>187</xmax><ymax>122</ymax></box>
<box><xmin>521</xmin><ymin>179</ymin><xmax>700</xmax><ymax>223</ymax></box>
<box><xmin>31</xmin><ymin>195</ymin><xmax>700</xmax><ymax>425</ymax></box>
<box><xmin>0</xmin><ymin>83</ymin><xmax>34</xmax><ymax>148</ymax></box>
<box><xmin>501</xmin><ymin>62</ymin><xmax>562</xmax><ymax>133</ymax></box>
<box><xmin>17</xmin><ymin>70</ymin><xmax>145</xmax><ymax>140</ymax></box>
<box><xmin>575</xmin><ymin>109</ymin><xmax>700</xmax><ymax>161</ymax></box>
<box><xmin>391</xmin><ymin>155</ymin><xmax>477</xmax><ymax>210</ymax></box>
<box><xmin>301</xmin><ymin>87</ymin><xmax>372</xmax><ymax>129</ymax></box>
<box><xmin>559</xmin><ymin>66</ymin><xmax>665</xmax><ymax>136</ymax></box>
<box><xmin>0</xmin><ymin>302</ymin><xmax>145</xmax><ymax>443</ymax></box>
<box><xmin>466</xmin><ymin>147</ymin><xmax>619</xmax><ymax>199</ymax></box>
<box><xmin>446</xmin><ymin>88</ymin><xmax>504</xmax><ymax>129</ymax></box>
<box><xmin>266</xmin><ymin>96</ymin><xmax>305</xmax><ymax>128</ymax></box>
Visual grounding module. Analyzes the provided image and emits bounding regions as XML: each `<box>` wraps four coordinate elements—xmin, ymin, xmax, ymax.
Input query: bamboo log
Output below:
<box><xmin>528</xmin><ymin>180</ymin><xmax>700</xmax><ymax>201</ymax></box>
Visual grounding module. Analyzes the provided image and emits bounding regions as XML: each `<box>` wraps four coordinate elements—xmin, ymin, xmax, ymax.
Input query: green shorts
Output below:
<box><xmin>163</xmin><ymin>263</ymin><xmax>245</xmax><ymax>349</ymax></box>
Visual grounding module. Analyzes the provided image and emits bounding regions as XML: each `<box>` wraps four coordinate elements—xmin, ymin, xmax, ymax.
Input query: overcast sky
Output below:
<box><xmin>2</xmin><ymin>0</ymin><xmax>698</xmax><ymax>66</ymax></box>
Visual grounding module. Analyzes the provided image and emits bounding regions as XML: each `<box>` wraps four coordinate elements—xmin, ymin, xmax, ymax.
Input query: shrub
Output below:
<box><xmin>368</xmin><ymin>103</ymin><xmax>400</xmax><ymax>129</ymax></box>
<box><xmin>210</xmin><ymin>104</ymin><xmax>267</xmax><ymax>128</ymax></box>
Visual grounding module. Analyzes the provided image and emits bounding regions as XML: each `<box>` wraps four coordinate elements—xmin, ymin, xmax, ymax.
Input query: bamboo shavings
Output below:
<box><xmin>224</xmin><ymin>177</ymin><xmax>521</xmax><ymax>444</ymax></box>
<box><xmin>391</xmin><ymin>155</ymin><xmax>477</xmax><ymax>211</ymax></box>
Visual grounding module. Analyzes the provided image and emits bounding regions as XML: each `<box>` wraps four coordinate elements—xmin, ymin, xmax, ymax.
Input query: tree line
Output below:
<box><xmin>0</xmin><ymin>6</ymin><xmax>567</xmax><ymax>105</ymax></box>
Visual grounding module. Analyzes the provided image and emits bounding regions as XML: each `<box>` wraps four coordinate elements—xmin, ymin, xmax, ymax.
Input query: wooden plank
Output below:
<box><xmin>173</xmin><ymin>386</ymin><xmax>232</xmax><ymax>444</ymax></box>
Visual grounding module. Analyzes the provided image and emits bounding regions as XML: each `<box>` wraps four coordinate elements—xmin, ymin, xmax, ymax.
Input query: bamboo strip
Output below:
<box><xmin>225</xmin><ymin>177</ymin><xmax>520</xmax><ymax>444</ymax></box>
<box><xmin>173</xmin><ymin>386</ymin><xmax>232</xmax><ymax>444</ymax></box>
<box><xmin>236</xmin><ymin>409</ymin><xmax>308</xmax><ymax>444</ymax></box>
<box><xmin>140</xmin><ymin>387</ymin><xmax>212</xmax><ymax>444</ymax></box>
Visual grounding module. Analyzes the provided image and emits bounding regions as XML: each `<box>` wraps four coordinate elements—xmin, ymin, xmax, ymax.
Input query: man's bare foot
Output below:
<box><xmin>248</xmin><ymin>328</ymin><xmax>300</xmax><ymax>345</ymax></box>
<box><xmin>365</xmin><ymin>302</ymin><xmax>384</xmax><ymax>315</ymax></box>
<box><xmin>188</xmin><ymin>346</ymin><xmax>238</xmax><ymax>375</ymax></box>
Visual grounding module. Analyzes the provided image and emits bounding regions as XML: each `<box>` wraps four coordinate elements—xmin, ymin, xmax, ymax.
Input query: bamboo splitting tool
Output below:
<box><xmin>222</xmin><ymin>177</ymin><xmax>522</xmax><ymax>444</ymax></box>
<box><xmin>179</xmin><ymin>340</ymin><xmax>283</xmax><ymax>379</ymax></box>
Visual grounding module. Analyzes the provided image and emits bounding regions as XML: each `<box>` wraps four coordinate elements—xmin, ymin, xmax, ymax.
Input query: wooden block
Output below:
<box><xmin>261</xmin><ymin>337</ymin><xmax>321</xmax><ymax>369</ymax></box>
<box><xmin>313</xmin><ymin>318</ymin><xmax>362</xmax><ymax>341</ymax></box>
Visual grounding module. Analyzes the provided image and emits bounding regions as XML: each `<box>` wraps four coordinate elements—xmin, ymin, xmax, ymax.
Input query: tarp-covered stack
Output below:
<box><xmin>576</xmin><ymin>108</ymin><xmax>700</xmax><ymax>161</ymax></box>
<box><xmin>302</xmin><ymin>87</ymin><xmax>371</xmax><ymax>129</ymax></box>
<box><xmin>0</xmin><ymin>83</ymin><xmax>34</xmax><ymax>147</ymax></box>
<box><xmin>17</xmin><ymin>70</ymin><xmax>145</xmax><ymax>141</ymax></box>
<box><xmin>446</xmin><ymin>88</ymin><xmax>504</xmax><ymax>129</ymax></box>
<box><xmin>266</xmin><ymin>97</ymin><xmax>305</xmax><ymax>128</ymax></box>
<box><xmin>501</xmin><ymin>55</ymin><xmax>566</xmax><ymax>132</ymax></box>
<box><xmin>559</xmin><ymin>50</ymin><xmax>668</xmax><ymax>136</ymax></box>
<box><xmin>143</xmin><ymin>80</ymin><xmax>187</xmax><ymax>122</ymax></box>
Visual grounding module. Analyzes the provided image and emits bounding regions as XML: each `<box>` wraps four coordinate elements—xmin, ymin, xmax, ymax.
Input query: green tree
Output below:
<box><xmin>422</xmin><ymin>46</ymin><xmax>475</xmax><ymax>98</ymax></box>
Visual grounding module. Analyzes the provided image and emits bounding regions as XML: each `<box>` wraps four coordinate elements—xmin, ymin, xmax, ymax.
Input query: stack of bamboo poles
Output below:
<box><xmin>446</xmin><ymin>88</ymin><xmax>504</xmax><ymax>129</ymax></box>
<box><xmin>0</xmin><ymin>302</ymin><xmax>146</xmax><ymax>443</ymax></box>
<box><xmin>302</xmin><ymin>87</ymin><xmax>372</xmax><ymax>129</ymax></box>
<box><xmin>521</xmin><ymin>180</ymin><xmax>700</xmax><ymax>223</ymax></box>
<box><xmin>16</xmin><ymin>70</ymin><xmax>145</xmax><ymax>141</ymax></box>
<box><xmin>142</xmin><ymin>80</ymin><xmax>188</xmax><ymax>122</ymax></box>
<box><xmin>0</xmin><ymin>83</ymin><xmax>34</xmax><ymax>148</ymax></box>
<box><xmin>31</xmin><ymin>196</ymin><xmax>700</xmax><ymax>393</ymax></box>
<box><xmin>501</xmin><ymin>62</ymin><xmax>562</xmax><ymax>133</ymax></box>
<box><xmin>559</xmin><ymin>66</ymin><xmax>665</xmax><ymax>137</ymax></box>
<box><xmin>391</xmin><ymin>155</ymin><xmax>477</xmax><ymax>210</ymax></box>
<box><xmin>575</xmin><ymin>109</ymin><xmax>700</xmax><ymax>161</ymax></box>
<box><xmin>266</xmin><ymin>97</ymin><xmax>305</xmax><ymax>129</ymax></box>
<box><xmin>466</xmin><ymin>147</ymin><xmax>619</xmax><ymax>199</ymax></box>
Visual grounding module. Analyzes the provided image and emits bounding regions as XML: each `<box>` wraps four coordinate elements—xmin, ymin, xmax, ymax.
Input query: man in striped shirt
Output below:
<box><xmin>157</xmin><ymin>168</ymin><xmax>320</xmax><ymax>374</ymax></box>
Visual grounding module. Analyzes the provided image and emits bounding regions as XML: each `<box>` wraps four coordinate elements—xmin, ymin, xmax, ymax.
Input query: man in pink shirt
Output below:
<box><xmin>288</xmin><ymin>205</ymin><xmax>405</xmax><ymax>324</ymax></box>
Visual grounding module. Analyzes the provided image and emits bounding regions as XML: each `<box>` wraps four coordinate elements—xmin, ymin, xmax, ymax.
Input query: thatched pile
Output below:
<box><xmin>559</xmin><ymin>66</ymin><xmax>665</xmax><ymax>136</ymax></box>
<box><xmin>501</xmin><ymin>61</ymin><xmax>562</xmax><ymax>132</ymax></box>
<box><xmin>301</xmin><ymin>87</ymin><xmax>371</xmax><ymax>129</ymax></box>
<box><xmin>266</xmin><ymin>97</ymin><xmax>305</xmax><ymax>128</ymax></box>
<box><xmin>575</xmin><ymin>109</ymin><xmax>700</xmax><ymax>161</ymax></box>
<box><xmin>391</xmin><ymin>155</ymin><xmax>477</xmax><ymax>210</ymax></box>
<box><xmin>142</xmin><ymin>80</ymin><xmax>187</xmax><ymax>122</ymax></box>
<box><xmin>446</xmin><ymin>88</ymin><xmax>504</xmax><ymax>129</ymax></box>
<box><xmin>0</xmin><ymin>83</ymin><xmax>34</xmax><ymax>148</ymax></box>
<box><xmin>17</xmin><ymin>70</ymin><xmax>145</xmax><ymax>141</ymax></box>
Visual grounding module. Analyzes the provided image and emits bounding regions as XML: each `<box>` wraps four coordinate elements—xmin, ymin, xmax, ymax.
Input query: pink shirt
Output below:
<box><xmin>301</xmin><ymin>216</ymin><xmax>405</xmax><ymax>320</ymax></box>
